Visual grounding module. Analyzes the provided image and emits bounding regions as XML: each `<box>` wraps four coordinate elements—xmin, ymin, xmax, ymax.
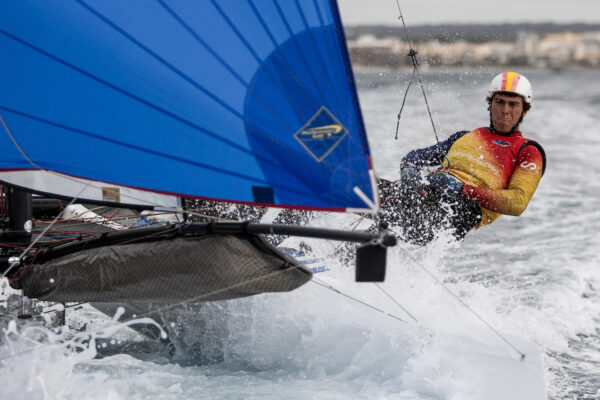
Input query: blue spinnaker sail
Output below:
<box><xmin>0</xmin><ymin>0</ymin><xmax>376</xmax><ymax>211</ymax></box>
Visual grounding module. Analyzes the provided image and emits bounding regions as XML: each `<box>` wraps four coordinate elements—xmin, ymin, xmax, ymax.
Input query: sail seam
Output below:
<box><xmin>1</xmin><ymin>18</ymin><xmax>350</xmax><ymax>203</ymax></box>
<box><xmin>0</xmin><ymin>28</ymin><xmax>291</xmax><ymax>175</ymax></box>
<box><xmin>0</xmin><ymin>2</ymin><xmax>375</xmax><ymax>210</ymax></box>
<box><xmin>0</xmin><ymin>106</ymin><xmax>334</xmax><ymax>203</ymax></box>
<box><xmin>157</xmin><ymin>0</ymin><xmax>298</xmax><ymax>134</ymax></box>
<box><xmin>75</xmin><ymin>0</ymin><xmax>244</xmax><ymax>121</ymax></box>
<box><xmin>271</xmin><ymin>1</ymin><xmax>327</xmax><ymax>104</ymax></box>
<box><xmin>295</xmin><ymin>0</ymin><xmax>344</xmax><ymax>119</ymax></box>
<box><xmin>245</xmin><ymin>0</ymin><xmax>363</xmax><ymax>194</ymax></box>
<box><xmin>76</xmin><ymin>0</ymin><xmax>369</xmax><ymax>207</ymax></box>
<box><xmin>247</xmin><ymin>0</ymin><xmax>320</xmax><ymax>119</ymax></box>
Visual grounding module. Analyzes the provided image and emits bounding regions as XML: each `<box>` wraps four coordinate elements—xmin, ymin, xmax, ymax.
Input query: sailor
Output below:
<box><xmin>379</xmin><ymin>72</ymin><xmax>546</xmax><ymax>245</ymax></box>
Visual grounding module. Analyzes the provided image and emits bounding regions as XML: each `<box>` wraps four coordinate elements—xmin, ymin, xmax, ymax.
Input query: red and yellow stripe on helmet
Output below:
<box><xmin>487</xmin><ymin>72</ymin><xmax>532</xmax><ymax>104</ymax></box>
<box><xmin>501</xmin><ymin>72</ymin><xmax>521</xmax><ymax>92</ymax></box>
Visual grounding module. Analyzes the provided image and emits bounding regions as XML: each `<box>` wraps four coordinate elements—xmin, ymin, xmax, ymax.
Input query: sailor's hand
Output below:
<box><xmin>400</xmin><ymin>167</ymin><xmax>418</xmax><ymax>180</ymax></box>
<box><xmin>427</xmin><ymin>172</ymin><xmax>464</xmax><ymax>199</ymax></box>
<box><xmin>400</xmin><ymin>167</ymin><xmax>422</xmax><ymax>188</ymax></box>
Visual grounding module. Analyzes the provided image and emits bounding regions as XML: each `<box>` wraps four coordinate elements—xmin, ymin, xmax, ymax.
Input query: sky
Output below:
<box><xmin>337</xmin><ymin>0</ymin><xmax>600</xmax><ymax>26</ymax></box>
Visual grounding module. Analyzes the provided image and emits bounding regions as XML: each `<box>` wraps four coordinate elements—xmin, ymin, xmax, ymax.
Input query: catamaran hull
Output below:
<box><xmin>18</xmin><ymin>234</ymin><xmax>312</xmax><ymax>303</ymax></box>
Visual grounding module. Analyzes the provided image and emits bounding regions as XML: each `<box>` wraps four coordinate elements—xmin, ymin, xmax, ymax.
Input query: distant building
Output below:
<box><xmin>514</xmin><ymin>31</ymin><xmax>540</xmax><ymax>66</ymax></box>
<box><xmin>347</xmin><ymin>29</ymin><xmax>600</xmax><ymax>70</ymax></box>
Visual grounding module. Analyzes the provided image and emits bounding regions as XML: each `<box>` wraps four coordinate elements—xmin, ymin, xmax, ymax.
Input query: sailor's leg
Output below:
<box><xmin>377</xmin><ymin>176</ymin><xmax>444</xmax><ymax>245</ymax></box>
<box><xmin>447</xmin><ymin>198</ymin><xmax>482</xmax><ymax>241</ymax></box>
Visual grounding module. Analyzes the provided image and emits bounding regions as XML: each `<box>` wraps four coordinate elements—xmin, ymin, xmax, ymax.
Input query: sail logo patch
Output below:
<box><xmin>102</xmin><ymin>187</ymin><xmax>120</xmax><ymax>203</ymax></box>
<box><xmin>493</xmin><ymin>139</ymin><xmax>510</xmax><ymax>147</ymax></box>
<box><xmin>294</xmin><ymin>106</ymin><xmax>348</xmax><ymax>162</ymax></box>
<box><xmin>301</xmin><ymin>124</ymin><xmax>342</xmax><ymax>139</ymax></box>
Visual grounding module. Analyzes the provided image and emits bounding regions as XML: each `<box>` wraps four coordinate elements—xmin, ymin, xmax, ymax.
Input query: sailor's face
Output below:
<box><xmin>490</xmin><ymin>93</ymin><xmax>527</xmax><ymax>134</ymax></box>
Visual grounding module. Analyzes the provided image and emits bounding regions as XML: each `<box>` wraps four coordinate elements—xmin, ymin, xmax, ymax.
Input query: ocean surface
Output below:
<box><xmin>1</xmin><ymin>69</ymin><xmax>599</xmax><ymax>399</ymax></box>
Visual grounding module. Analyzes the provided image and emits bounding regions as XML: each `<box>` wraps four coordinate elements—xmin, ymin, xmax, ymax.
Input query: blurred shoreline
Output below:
<box><xmin>350</xmin><ymin>64</ymin><xmax>595</xmax><ymax>73</ymax></box>
<box><xmin>345</xmin><ymin>23</ymin><xmax>600</xmax><ymax>71</ymax></box>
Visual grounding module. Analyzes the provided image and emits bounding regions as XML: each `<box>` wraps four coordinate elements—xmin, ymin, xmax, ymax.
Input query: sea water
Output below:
<box><xmin>1</xmin><ymin>70</ymin><xmax>599</xmax><ymax>399</ymax></box>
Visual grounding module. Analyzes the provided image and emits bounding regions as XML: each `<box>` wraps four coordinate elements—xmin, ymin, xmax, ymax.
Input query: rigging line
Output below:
<box><xmin>395</xmin><ymin>67</ymin><xmax>416</xmax><ymax>140</ymax></box>
<box><xmin>400</xmin><ymin>247</ymin><xmax>527</xmax><ymax>361</ymax></box>
<box><xmin>0</xmin><ymin>261</ymin><xmax>314</xmax><ymax>362</ymax></box>
<box><xmin>1</xmin><ymin>197</ymin><xmax>87</xmax><ymax>279</ymax></box>
<box><xmin>393</xmin><ymin>1</ymin><xmax>447</xmax><ymax>166</ymax></box>
<box><xmin>0</xmin><ymin>115</ymin><xmax>92</xmax><ymax>278</ymax></box>
<box><xmin>55</xmin><ymin>225</ymin><xmax>179</xmax><ymax>251</ymax></box>
<box><xmin>374</xmin><ymin>283</ymin><xmax>418</xmax><ymax>322</ymax></box>
<box><xmin>311</xmin><ymin>278</ymin><xmax>407</xmax><ymax>324</ymax></box>
<box><xmin>0</xmin><ymin>114</ymin><xmax>38</xmax><ymax>170</ymax></box>
<box><xmin>286</xmin><ymin>220</ymin><xmax>412</xmax><ymax>323</ymax></box>
<box><xmin>34</xmin><ymin>218</ymin><xmax>126</xmax><ymax>230</ymax></box>
<box><xmin>28</xmin><ymin>226</ymin><xmax>179</xmax><ymax>263</ymax></box>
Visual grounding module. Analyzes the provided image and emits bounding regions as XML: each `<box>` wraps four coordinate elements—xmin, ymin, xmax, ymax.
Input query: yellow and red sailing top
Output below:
<box><xmin>402</xmin><ymin>127</ymin><xmax>546</xmax><ymax>227</ymax></box>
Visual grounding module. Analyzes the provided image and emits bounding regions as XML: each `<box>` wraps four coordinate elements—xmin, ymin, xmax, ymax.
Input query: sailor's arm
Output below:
<box><xmin>461</xmin><ymin>146</ymin><xmax>544</xmax><ymax>216</ymax></box>
<box><xmin>401</xmin><ymin>131</ymin><xmax>468</xmax><ymax>167</ymax></box>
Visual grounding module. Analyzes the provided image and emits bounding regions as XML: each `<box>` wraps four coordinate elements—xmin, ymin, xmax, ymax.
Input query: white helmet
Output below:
<box><xmin>486</xmin><ymin>72</ymin><xmax>532</xmax><ymax>104</ymax></box>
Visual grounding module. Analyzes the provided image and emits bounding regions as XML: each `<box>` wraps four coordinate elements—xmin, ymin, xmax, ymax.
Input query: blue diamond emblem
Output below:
<box><xmin>294</xmin><ymin>107</ymin><xmax>348</xmax><ymax>162</ymax></box>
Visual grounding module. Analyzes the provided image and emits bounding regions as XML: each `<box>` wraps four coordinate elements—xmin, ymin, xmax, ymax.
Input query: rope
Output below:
<box><xmin>400</xmin><ymin>248</ymin><xmax>527</xmax><ymax>361</ymax></box>
<box><xmin>374</xmin><ymin>282</ymin><xmax>418</xmax><ymax>322</ymax></box>
<box><xmin>389</xmin><ymin>2</ymin><xmax>525</xmax><ymax>360</ymax></box>
<box><xmin>312</xmin><ymin>278</ymin><xmax>408</xmax><ymax>324</ymax></box>
<box><xmin>394</xmin><ymin>68</ymin><xmax>415</xmax><ymax>140</ymax></box>
<box><xmin>0</xmin><ymin>112</ymin><xmax>189</xmax><ymax>220</ymax></box>
<box><xmin>393</xmin><ymin>1</ymin><xmax>448</xmax><ymax>167</ymax></box>
<box><xmin>0</xmin><ymin>114</ymin><xmax>92</xmax><ymax>278</ymax></box>
<box><xmin>0</xmin><ymin>30</ymin><xmax>525</xmax><ymax>362</ymax></box>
